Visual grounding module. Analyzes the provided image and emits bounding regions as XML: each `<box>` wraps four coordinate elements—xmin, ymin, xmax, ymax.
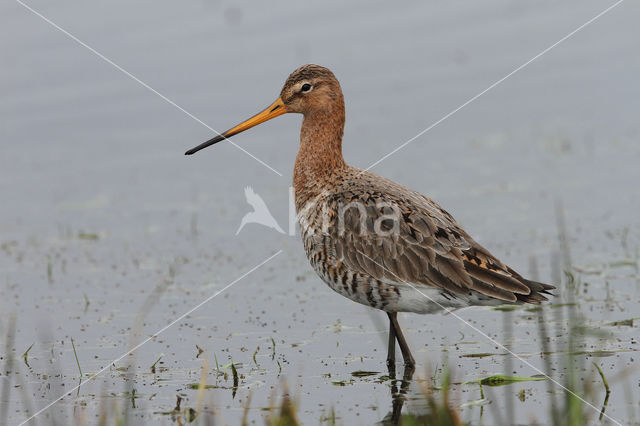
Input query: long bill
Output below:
<box><xmin>185</xmin><ymin>97</ymin><xmax>287</xmax><ymax>155</ymax></box>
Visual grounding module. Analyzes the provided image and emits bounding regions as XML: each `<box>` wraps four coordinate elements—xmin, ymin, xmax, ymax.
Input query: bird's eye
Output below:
<box><xmin>301</xmin><ymin>83</ymin><xmax>312</xmax><ymax>93</ymax></box>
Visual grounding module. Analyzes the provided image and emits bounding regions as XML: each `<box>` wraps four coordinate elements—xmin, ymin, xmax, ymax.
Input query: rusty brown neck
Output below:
<box><xmin>293</xmin><ymin>100</ymin><xmax>347</xmax><ymax>209</ymax></box>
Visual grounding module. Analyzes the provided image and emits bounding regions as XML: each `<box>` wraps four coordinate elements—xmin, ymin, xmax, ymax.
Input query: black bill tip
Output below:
<box><xmin>184</xmin><ymin>134</ymin><xmax>226</xmax><ymax>155</ymax></box>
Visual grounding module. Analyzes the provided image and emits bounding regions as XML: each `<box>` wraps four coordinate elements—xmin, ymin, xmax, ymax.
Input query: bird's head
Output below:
<box><xmin>185</xmin><ymin>64</ymin><xmax>342</xmax><ymax>155</ymax></box>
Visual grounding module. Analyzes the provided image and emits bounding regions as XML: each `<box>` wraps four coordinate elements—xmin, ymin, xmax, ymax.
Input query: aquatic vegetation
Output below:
<box><xmin>463</xmin><ymin>374</ymin><xmax>546</xmax><ymax>387</ymax></box>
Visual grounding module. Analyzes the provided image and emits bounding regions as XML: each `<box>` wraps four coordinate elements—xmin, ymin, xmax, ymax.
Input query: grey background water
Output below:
<box><xmin>1</xmin><ymin>0</ymin><xmax>639</xmax><ymax>424</ymax></box>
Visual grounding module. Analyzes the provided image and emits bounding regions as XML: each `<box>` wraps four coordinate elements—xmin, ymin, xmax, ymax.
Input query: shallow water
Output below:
<box><xmin>1</xmin><ymin>0</ymin><xmax>640</xmax><ymax>424</ymax></box>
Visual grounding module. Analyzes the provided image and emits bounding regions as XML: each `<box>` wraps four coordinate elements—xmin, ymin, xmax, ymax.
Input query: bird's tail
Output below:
<box><xmin>516</xmin><ymin>279</ymin><xmax>556</xmax><ymax>304</ymax></box>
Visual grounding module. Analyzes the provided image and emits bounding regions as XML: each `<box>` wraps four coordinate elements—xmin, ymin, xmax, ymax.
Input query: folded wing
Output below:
<box><xmin>330</xmin><ymin>172</ymin><xmax>554</xmax><ymax>303</ymax></box>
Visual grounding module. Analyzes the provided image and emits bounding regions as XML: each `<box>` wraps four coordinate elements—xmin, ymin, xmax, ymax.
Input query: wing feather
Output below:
<box><xmin>329</xmin><ymin>169</ymin><xmax>554</xmax><ymax>304</ymax></box>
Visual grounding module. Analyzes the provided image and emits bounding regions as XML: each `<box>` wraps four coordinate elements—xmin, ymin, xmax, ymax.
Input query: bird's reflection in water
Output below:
<box><xmin>379</xmin><ymin>364</ymin><xmax>463</xmax><ymax>425</ymax></box>
<box><xmin>381</xmin><ymin>365</ymin><xmax>415</xmax><ymax>425</ymax></box>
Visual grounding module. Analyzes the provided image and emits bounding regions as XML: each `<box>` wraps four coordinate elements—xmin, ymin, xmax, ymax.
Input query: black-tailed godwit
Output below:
<box><xmin>186</xmin><ymin>64</ymin><xmax>554</xmax><ymax>371</ymax></box>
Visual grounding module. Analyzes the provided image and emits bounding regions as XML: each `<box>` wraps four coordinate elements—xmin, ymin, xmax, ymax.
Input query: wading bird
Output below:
<box><xmin>186</xmin><ymin>65</ymin><xmax>554</xmax><ymax>371</ymax></box>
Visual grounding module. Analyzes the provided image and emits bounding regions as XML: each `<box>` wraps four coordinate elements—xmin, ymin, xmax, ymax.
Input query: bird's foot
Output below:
<box><xmin>403</xmin><ymin>361</ymin><xmax>415</xmax><ymax>376</ymax></box>
<box><xmin>386</xmin><ymin>360</ymin><xmax>397</xmax><ymax>378</ymax></box>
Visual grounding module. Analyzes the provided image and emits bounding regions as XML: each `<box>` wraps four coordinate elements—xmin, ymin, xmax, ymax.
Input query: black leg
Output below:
<box><xmin>388</xmin><ymin>313</ymin><xmax>415</xmax><ymax>369</ymax></box>
<box><xmin>387</xmin><ymin>314</ymin><xmax>396</xmax><ymax>373</ymax></box>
